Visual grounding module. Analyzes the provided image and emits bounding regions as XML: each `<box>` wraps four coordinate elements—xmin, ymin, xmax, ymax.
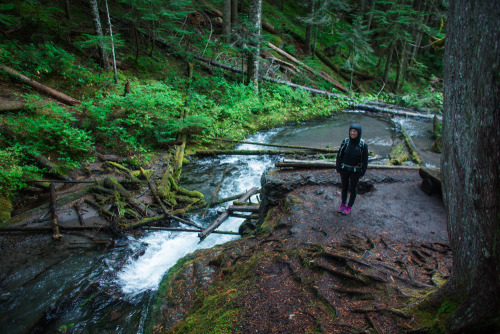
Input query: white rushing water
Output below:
<box><xmin>117</xmin><ymin>131</ymin><xmax>277</xmax><ymax>295</ymax></box>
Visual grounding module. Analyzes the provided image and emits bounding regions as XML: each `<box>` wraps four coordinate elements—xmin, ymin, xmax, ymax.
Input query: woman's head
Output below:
<box><xmin>349</xmin><ymin>124</ymin><xmax>362</xmax><ymax>140</ymax></box>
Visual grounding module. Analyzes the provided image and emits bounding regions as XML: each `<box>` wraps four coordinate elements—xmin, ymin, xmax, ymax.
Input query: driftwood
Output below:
<box><xmin>419</xmin><ymin>167</ymin><xmax>442</xmax><ymax>195</ymax></box>
<box><xmin>202</xmin><ymin>137</ymin><xmax>338</xmax><ymax>153</ymax></box>
<box><xmin>199</xmin><ymin>187</ymin><xmax>259</xmax><ymax>241</ymax></box>
<box><xmin>50</xmin><ymin>183</ymin><xmax>63</xmax><ymax>240</ymax></box>
<box><xmin>0</xmin><ymin>64</ymin><xmax>81</xmax><ymax>106</ymax></box>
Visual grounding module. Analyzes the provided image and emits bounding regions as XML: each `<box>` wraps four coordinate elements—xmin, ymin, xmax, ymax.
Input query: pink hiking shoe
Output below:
<box><xmin>343</xmin><ymin>205</ymin><xmax>352</xmax><ymax>215</ymax></box>
<box><xmin>338</xmin><ymin>203</ymin><xmax>346</xmax><ymax>213</ymax></box>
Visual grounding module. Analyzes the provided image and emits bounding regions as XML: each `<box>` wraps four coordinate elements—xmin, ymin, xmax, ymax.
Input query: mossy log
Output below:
<box><xmin>50</xmin><ymin>183</ymin><xmax>63</xmax><ymax>240</ymax></box>
<box><xmin>28</xmin><ymin>152</ymin><xmax>71</xmax><ymax>181</ymax></box>
<box><xmin>0</xmin><ymin>196</ymin><xmax>13</xmax><ymax>222</ymax></box>
<box><xmin>102</xmin><ymin>177</ymin><xmax>155</xmax><ymax>216</ymax></box>
<box><xmin>196</xmin><ymin>149</ymin><xmax>316</xmax><ymax>156</ymax></box>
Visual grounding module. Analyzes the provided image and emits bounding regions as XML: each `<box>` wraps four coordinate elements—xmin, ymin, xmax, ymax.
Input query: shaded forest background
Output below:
<box><xmin>0</xmin><ymin>0</ymin><xmax>447</xmax><ymax>211</ymax></box>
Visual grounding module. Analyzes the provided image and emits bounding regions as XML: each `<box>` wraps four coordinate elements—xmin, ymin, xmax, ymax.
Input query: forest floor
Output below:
<box><xmin>149</xmin><ymin>168</ymin><xmax>451</xmax><ymax>333</ymax></box>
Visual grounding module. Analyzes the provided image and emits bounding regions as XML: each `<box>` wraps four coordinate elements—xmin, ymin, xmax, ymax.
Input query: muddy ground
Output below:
<box><xmin>147</xmin><ymin>167</ymin><xmax>451</xmax><ymax>333</ymax></box>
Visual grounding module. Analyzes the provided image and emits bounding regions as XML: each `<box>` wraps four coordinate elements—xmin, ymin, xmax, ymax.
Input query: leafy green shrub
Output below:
<box><xmin>82</xmin><ymin>82</ymin><xmax>211</xmax><ymax>152</ymax></box>
<box><xmin>0</xmin><ymin>148</ymin><xmax>41</xmax><ymax>198</ymax></box>
<box><xmin>1</xmin><ymin>41</ymin><xmax>103</xmax><ymax>88</ymax></box>
<box><xmin>5</xmin><ymin>101</ymin><xmax>94</xmax><ymax>167</ymax></box>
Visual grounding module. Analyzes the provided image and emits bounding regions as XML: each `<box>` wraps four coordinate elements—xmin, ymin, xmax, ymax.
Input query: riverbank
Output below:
<box><xmin>147</xmin><ymin>167</ymin><xmax>451</xmax><ymax>333</ymax></box>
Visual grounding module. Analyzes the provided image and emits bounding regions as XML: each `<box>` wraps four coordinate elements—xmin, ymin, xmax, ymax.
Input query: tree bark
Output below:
<box><xmin>88</xmin><ymin>0</ymin><xmax>110</xmax><ymax>71</ymax></box>
<box><xmin>104</xmin><ymin>0</ymin><xmax>118</xmax><ymax>84</ymax></box>
<box><xmin>246</xmin><ymin>0</ymin><xmax>262</xmax><ymax>90</ymax></box>
<box><xmin>304</xmin><ymin>0</ymin><xmax>315</xmax><ymax>55</ymax></box>
<box><xmin>222</xmin><ymin>0</ymin><xmax>231</xmax><ymax>42</ymax></box>
<box><xmin>231</xmin><ymin>0</ymin><xmax>238</xmax><ymax>24</ymax></box>
<box><xmin>382</xmin><ymin>42</ymin><xmax>395</xmax><ymax>85</ymax></box>
<box><xmin>441</xmin><ymin>0</ymin><xmax>500</xmax><ymax>332</ymax></box>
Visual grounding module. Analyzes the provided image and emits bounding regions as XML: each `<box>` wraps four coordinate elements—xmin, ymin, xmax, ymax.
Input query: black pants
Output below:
<box><xmin>341</xmin><ymin>170</ymin><xmax>361</xmax><ymax>207</ymax></box>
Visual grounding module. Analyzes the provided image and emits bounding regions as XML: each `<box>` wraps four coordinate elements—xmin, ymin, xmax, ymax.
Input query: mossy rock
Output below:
<box><xmin>389</xmin><ymin>142</ymin><xmax>410</xmax><ymax>165</ymax></box>
<box><xmin>0</xmin><ymin>196</ymin><xmax>13</xmax><ymax>223</ymax></box>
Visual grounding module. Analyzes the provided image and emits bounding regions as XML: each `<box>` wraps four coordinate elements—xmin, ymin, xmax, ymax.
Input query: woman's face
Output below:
<box><xmin>349</xmin><ymin>128</ymin><xmax>359</xmax><ymax>139</ymax></box>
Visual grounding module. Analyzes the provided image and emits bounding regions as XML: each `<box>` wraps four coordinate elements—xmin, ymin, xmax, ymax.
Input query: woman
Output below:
<box><xmin>335</xmin><ymin>124</ymin><xmax>368</xmax><ymax>215</ymax></box>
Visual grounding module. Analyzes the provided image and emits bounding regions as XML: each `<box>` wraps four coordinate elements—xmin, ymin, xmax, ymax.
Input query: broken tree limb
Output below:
<box><xmin>199</xmin><ymin>187</ymin><xmax>259</xmax><ymax>241</ymax></box>
<box><xmin>0</xmin><ymin>64</ymin><xmax>81</xmax><ymax>106</ymax></box>
<box><xmin>50</xmin><ymin>183</ymin><xmax>63</xmax><ymax>240</ymax></box>
<box><xmin>201</xmin><ymin>137</ymin><xmax>338</xmax><ymax>153</ymax></box>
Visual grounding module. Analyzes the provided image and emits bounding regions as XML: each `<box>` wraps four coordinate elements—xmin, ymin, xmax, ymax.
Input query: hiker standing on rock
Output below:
<box><xmin>336</xmin><ymin>124</ymin><xmax>369</xmax><ymax>215</ymax></box>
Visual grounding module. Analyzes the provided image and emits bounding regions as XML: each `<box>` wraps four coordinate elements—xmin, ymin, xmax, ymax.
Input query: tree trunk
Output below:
<box><xmin>440</xmin><ymin>0</ymin><xmax>500</xmax><ymax>332</ymax></box>
<box><xmin>64</xmin><ymin>0</ymin><xmax>71</xmax><ymax>20</ymax></box>
<box><xmin>246</xmin><ymin>0</ymin><xmax>262</xmax><ymax>91</ymax></box>
<box><xmin>394</xmin><ymin>42</ymin><xmax>407</xmax><ymax>92</ymax></box>
<box><xmin>222</xmin><ymin>0</ymin><xmax>231</xmax><ymax>42</ymax></box>
<box><xmin>305</xmin><ymin>0</ymin><xmax>315</xmax><ymax>55</ymax></box>
<box><xmin>88</xmin><ymin>0</ymin><xmax>110</xmax><ymax>71</ymax></box>
<box><xmin>231</xmin><ymin>0</ymin><xmax>238</xmax><ymax>24</ymax></box>
<box><xmin>104</xmin><ymin>0</ymin><xmax>118</xmax><ymax>84</ymax></box>
<box><xmin>366</xmin><ymin>0</ymin><xmax>376</xmax><ymax>30</ymax></box>
<box><xmin>382</xmin><ymin>42</ymin><xmax>394</xmax><ymax>84</ymax></box>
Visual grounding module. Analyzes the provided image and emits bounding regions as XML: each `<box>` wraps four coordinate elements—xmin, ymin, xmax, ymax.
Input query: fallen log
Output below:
<box><xmin>399</xmin><ymin>122</ymin><xmax>423</xmax><ymax>165</ymax></box>
<box><xmin>141</xmin><ymin>167</ymin><xmax>169</xmax><ymax>216</ymax></box>
<box><xmin>0</xmin><ymin>64</ymin><xmax>81</xmax><ymax>106</ymax></box>
<box><xmin>0</xmin><ymin>100</ymin><xmax>25</xmax><ymax>112</ymax></box>
<box><xmin>228</xmin><ymin>213</ymin><xmax>259</xmax><ymax>219</ymax></box>
<box><xmin>191</xmin><ymin>54</ymin><xmax>345</xmax><ymax>99</ymax></box>
<box><xmin>28</xmin><ymin>153</ymin><xmax>72</xmax><ymax>181</ymax></box>
<box><xmin>102</xmin><ymin>177</ymin><xmax>155</xmax><ymax>216</ymax></box>
<box><xmin>50</xmin><ymin>183</ymin><xmax>63</xmax><ymax>240</ymax></box>
<box><xmin>419</xmin><ymin>167</ymin><xmax>442</xmax><ymax>195</ymax></box>
<box><xmin>143</xmin><ymin>226</ymin><xmax>239</xmax><ymax>235</ymax></box>
<box><xmin>199</xmin><ymin>187</ymin><xmax>259</xmax><ymax>241</ymax></box>
<box><xmin>201</xmin><ymin>137</ymin><xmax>339</xmax><ymax>153</ymax></box>
<box><xmin>353</xmin><ymin>103</ymin><xmax>439</xmax><ymax>120</ymax></box>
<box><xmin>195</xmin><ymin>149</ymin><xmax>315</xmax><ymax>156</ymax></box>
<box><xmin>275</xmin><ymin>159</ymin><xmax>421</xmax><ymax>170</ymax></box>
<box><xmin>227</xmin><ymin>205</ymin><xmax>260</xmax><ymax>213</ymax></box>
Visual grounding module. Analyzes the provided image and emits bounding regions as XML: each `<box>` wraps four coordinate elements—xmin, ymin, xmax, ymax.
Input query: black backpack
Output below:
<box><xmin>338</xmin><ymin>137</ymin><xmax>365</xmax><ymax>161</ymax></box>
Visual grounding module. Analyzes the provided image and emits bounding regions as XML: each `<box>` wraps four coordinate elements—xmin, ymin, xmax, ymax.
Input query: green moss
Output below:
<box><xmin>259</xmin><ymin>207</ymin><xmax>277</xmax><ymax>234</ymax></box>
<box><xmin>389</xmin><ymin>142</ymin><xmax>409</xmax><ymax>165</ymax></box>
<box><xmin>0</xmin><ymin>196</ymin><xmax>13</xmax><ymax>222</ymax></box>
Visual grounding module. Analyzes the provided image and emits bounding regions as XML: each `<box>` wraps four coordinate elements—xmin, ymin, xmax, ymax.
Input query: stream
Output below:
<box><xmin>0</xmin><ymin>111</ymin><xmax>440</xmax><ymax>333</ymax></box>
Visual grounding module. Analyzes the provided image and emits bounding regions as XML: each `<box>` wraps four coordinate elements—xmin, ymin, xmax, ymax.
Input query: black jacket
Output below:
<box><xmin>336</xmin><ymin>124</ymin><xmax>369</xmax><ymax>176</ymax></box>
